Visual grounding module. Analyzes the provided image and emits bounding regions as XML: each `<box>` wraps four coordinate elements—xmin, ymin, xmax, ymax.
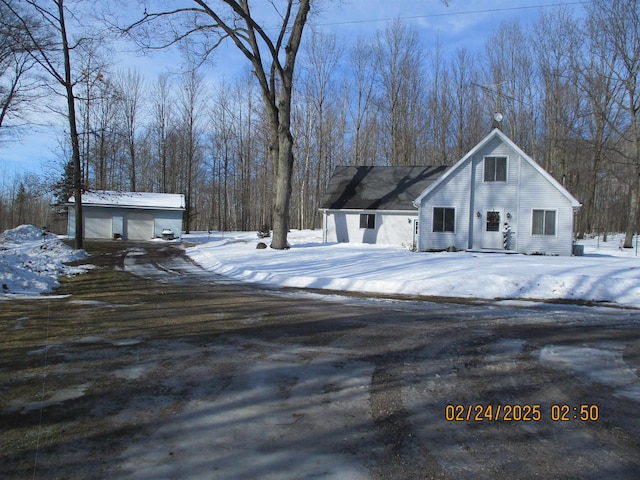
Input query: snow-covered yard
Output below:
<box><xmin>185</xmin><ymin>230</ymin><xmax>640</xmax><ymax>308</ymax></box>
<box><xmin>2</xmin><ymin>224</ymin><xmax>640</xmax><ymax>309</ymax></box>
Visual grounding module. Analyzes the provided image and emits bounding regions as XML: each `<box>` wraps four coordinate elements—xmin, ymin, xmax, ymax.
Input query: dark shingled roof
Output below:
<box><xmin>319</xmin><ymin>166</ymin><xmax>449</xmax><ymax>211</ymax></box>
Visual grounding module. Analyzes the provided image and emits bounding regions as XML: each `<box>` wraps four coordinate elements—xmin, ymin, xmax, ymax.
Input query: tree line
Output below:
<box><xmin>1</xmin><ymin>1</ymin><xmax>639</xmax><ymax>246</ymax></box>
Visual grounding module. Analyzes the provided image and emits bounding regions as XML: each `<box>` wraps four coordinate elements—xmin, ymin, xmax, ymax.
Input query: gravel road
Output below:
<box><xmin>1</xmin><ymin>241</ymin><xmax>639</xmax><ymax>479</ymax></box>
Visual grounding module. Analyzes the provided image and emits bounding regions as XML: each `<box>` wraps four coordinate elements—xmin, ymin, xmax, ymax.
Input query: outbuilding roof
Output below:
<box><xmin>68</xmin><ymin>190</ymin><xmax>185</xmax><ymax>210</ymax></box>
<box><xmin>319</xmin><ymin>166</ymin><xmax>448</xmax><ymax>211</ymax></box>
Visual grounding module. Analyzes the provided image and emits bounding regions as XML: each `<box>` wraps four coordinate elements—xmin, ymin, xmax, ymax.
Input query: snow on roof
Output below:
<box><xmin>68</xmin><ymin>190</ymin><xmax>185</xmax><ymax>210</ymax></box>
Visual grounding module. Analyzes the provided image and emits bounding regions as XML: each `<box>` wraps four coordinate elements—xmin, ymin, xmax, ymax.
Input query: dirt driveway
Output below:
<box><xmin>1</xmin><ymin>241</ymin><xmax>640</xmax><ymax>479</ymax></box>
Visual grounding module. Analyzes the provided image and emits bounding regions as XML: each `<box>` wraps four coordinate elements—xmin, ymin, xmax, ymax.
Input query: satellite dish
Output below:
<box><xmin>493</xmin><ymin>112</ymin><xmax>503</xmax><ymax>122</ymax></box>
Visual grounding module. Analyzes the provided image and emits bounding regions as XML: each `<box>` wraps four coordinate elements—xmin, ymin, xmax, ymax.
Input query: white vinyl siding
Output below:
<box><xmin>470</xmin><ymin>140</ymin><xmax>519</xmax><ymax>251</ymax></box>
<box><xmin>517</xmin><ymin>160</ymin><xmax>573</xmax><ymax>254</ymax></box>
<box><xmin>324</xmin><ymin>211</ymin><xmax>417</xmax><ymax>247</ymax></box>
<box><xmin>418</xmin><ymin>161</ymin><xmax>471</xmax><ymax>251</ymax></box>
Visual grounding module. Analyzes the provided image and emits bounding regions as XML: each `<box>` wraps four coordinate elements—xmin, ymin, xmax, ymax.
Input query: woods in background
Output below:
<box><xmin>1</xmin><ymin>1</ymin><xmax>638</xmax><ymax>244</ymax></box>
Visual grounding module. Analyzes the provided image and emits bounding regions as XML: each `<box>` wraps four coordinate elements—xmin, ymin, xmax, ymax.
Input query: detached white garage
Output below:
<box><xmin>67</xmin><ymin>191</ymin><xmax>185</xmax><ymax>241</ymax></box>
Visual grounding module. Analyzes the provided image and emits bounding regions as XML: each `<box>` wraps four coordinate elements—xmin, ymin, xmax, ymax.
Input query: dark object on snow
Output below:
<box><xmin>256</xmin><ymin>242</ymin><xmax>268</xmax><ymax>249</ymax></box>
<box><xmin>257</xmin><ymin>225</ymin><xmax>271</xmax><ymax>238</ymax></box>
<box><xmin>161</xmin><ymin>229</ymin><xmax>177</xmax><ymax>240</ymax></box>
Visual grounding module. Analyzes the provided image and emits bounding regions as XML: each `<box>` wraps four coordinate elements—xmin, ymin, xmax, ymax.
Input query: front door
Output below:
<box><xmin>482</xmin><ymin>209</ymin><xmax>503</xmax><ymax>249</ymax></box>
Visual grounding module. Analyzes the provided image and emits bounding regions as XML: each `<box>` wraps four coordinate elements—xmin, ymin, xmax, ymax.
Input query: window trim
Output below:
<box><xmin>483</xmin><ymin>156</ymin><xmax>508</xmax><ymax>182</ymax></box>
<box><xmin>432</xmin><ymin>207</ymin><xmax>456</xmax><ymax>233</ymax></box>
<box><xmin>531</xmin><ymin>209</ymin><xmax>557</xmax><ymax>236</ymax></box>
<box><xmin>359</xmin><ymin>213</ymin><xmax>376</xmax><ymax>230</ymax></box>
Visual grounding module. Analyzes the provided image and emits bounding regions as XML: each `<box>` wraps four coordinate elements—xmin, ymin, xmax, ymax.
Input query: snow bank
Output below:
<box><xmin>186</xmin><ymin>230</ymin><xmax>640</xmax><ymax>308</ymax></box>
<box><xmin>0</xmin><ymin>225</ymin><xmax>89</xmax><ymax>296</ymax></box>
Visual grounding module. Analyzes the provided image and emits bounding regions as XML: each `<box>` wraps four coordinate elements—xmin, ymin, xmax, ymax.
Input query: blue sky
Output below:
<box><xmin>0</xmin><ymin>0</ymin><xmax>586</xmax><ymax>182</ymax></box>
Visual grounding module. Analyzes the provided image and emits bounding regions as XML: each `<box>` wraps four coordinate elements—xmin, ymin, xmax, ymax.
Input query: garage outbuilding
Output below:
<box><xmin>67</xmin><ymin>191</ymin><xmax>185</xmax><ymax>241</ymax></box>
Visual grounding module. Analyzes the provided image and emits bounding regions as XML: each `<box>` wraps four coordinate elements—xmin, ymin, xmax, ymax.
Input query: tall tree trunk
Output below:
<box><xmin>268</xmin><ymin>2</ymin><xmax>310</xmax><ymax>249</ymax></box>
<box><xmin>58</xmin><ymin>0</ymin><xmax>83</xmax><ymax>249</ymax></box>
<box><xmin>271</xmin><ymin>128</ymin><xmax>294</xmax><ymax>249</ymax></box>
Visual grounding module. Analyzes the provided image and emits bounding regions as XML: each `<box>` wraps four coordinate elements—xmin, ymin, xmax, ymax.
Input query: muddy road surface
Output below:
<box><xmin>1</xmin><ymin>241</ymin><xmax>640</xmax><ymax>479</ymax></box>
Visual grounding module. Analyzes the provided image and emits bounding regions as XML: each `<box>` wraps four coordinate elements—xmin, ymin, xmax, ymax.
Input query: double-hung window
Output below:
<box><xmin>433</xmin><ymin>207</ymin><xmax>455</xmax><ymax>232</ymax></box>
<box><xmin>484</xmin><ymin>156</ymin><xmax>507</xmax><ymax>182</ymax></box>
<box><xmin>532</xmin><ymin>209</ymin><xmax>556</xmax><ymax>236</ymax></box>
<box><xmin>359</xmin><ymin>213</ymin><xmax>375</xmax><ymax>229</ymax></box>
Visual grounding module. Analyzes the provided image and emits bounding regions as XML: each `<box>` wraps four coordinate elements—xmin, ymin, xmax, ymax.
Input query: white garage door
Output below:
<box><xmin>84</xmin><ymin>210</ymin><xmax>113</xmax><ymax>239</ymax></box>
<box><xmin>126</xmin><ymin>212</ymin><xmax>154</xmax><ymax>240</ymax></box>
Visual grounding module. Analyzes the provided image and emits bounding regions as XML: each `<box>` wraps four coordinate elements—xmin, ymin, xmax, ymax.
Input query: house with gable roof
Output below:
<box><xmin>320</xmin><ymin>129</ymin><xmax>581</xmax><ymax>255</ymax></box>
<box><xmin>413</xmin><ymin>129</ymin><xmax>581</xmax><ymax>255</ymax></box>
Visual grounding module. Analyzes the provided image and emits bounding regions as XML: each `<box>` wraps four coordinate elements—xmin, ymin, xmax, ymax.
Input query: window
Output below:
<box><xmin>359</xmin><ymin>213</ymin><xmax>375</xmax><ymax>229</ymax></box>
<box><xmin>486</xmin><ymin>211</ymin><xmax>500</xmax><ymax>232</ymax></box>
<box><xmin>433</xmin><ymin>207</ymin><xmax>455</xmax><ymax>232</ymax></box>
<box><xmin>484</xmin><ymin>156</ymin><xmax>507</xmax><ymax>182</ymax></box>
<box><xmin>532</xmin><ymin>210</ymin><xmax>556</xmax><ymax>235</ymax></box>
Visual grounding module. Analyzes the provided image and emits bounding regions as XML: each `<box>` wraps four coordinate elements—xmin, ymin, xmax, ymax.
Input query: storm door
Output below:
<box><xmin>482</xmin><ymin>209</ymin><xmax>504</xmax><ymax>249</ymax></box>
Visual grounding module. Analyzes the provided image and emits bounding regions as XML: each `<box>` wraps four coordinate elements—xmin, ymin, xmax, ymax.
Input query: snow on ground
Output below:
<box><xmin>2</xmin><ymin>224</ymin><xmax>639</xmax><ymax>309</ymax></box>
<box><xmin>0</xmin><ymin>225</ymin><xmax>89</xmax><ymax>296</ymax></box>
<box><xmin>185</xmin><ymin>230</ymin><xmax>640</xmax><ymax>309</ymax></box>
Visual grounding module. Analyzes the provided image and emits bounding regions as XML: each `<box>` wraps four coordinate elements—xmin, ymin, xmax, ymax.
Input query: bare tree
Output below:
<box><xmin>5</xmin><ymin>0</ymin><xmax>91</xmax><ymax>249</ymax></box>
<box><xmin>425</xmin><ymin>40</ymin><xmax>453</xmax><ymax>164</ymax></box>
<box><xmin>0</xmin><ymin>0</ymin><xmax>42</xmax><ymax>137</ymax></box>
<box><xmin>449</xmin><ymin>48</ymin><xmax>482</xmax><ymax>159</ymax></box>
<box><xmin>114</xmin><ymin>68</ymin><xmax>144</xmax><ymax>192</ymax></box>
<box><xmin>586</xmin><ymin>0</ymin><xmax>640</xmax><ymax>247</ymax></box>
<box><xmin>73</xmin><ymin>41</ymin><xmax>113</xmax><ymax>189</ymax></box>
<box><xmin>375</xmin><ymin>20</ymin><xmax>426</xmax><ymax>166</ymax></box>
<box><xmin>123</xmin><ymin>0</ymin><xmax>311</xmax><ymax>249</ymax></box>
<box><xmin>483</xmin><ymin>20</ymin><xmax>538</xmax><ymax>154</ymax></box>
<box><xmin>533</xmin><ymin>8</ymin><xmax>580</xmax><ymax>177</ymax></box>
<box><xmin>297</xmin><ymin>30</ymin><xmax>343</xmax><ymax>228</ymax></box>
<box><xmin>177</xmin><ymin>69</ymin><xmax>206</xmax><ymax>233</ymax></box>
<box><xmin>209</xmin><ymin>80</ymin><xmax>235</xmax><ymax>231</ymax></box>
<box><xmin>346</xmin><ymin>36</ymin><xmax>378</xmax><ymax>166</ymax></box>
<box><xmin>151</xmin><ymin>73</ymin><xmax>174</xmax><ymax>193</ymax></box>
<box><xmin>570</xmin><ymin>8</ymin><xmax>620</xmax><ymax>236</ymax></box>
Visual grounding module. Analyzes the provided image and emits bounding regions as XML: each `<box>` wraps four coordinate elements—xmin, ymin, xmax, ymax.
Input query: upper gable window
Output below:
<box><xmin>484</xmin><ymin>156</ymin><xmax>507</xmax><ymax>182</ymax></box>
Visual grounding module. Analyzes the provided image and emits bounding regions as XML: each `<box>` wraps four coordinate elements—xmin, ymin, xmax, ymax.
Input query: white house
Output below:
<box><xmin>319</xmin><ymin>166</ymin><xmax>447</xmax><ymax>249</ymax></box>
<box><xmin>67</xmin><ymin>191</ymin><xmax>185</xmax><ymax>241</ymax></box>
<box><xmin>414</xmin><ymin>129</ymin><xmax>581</xmax><ymax>255</ymax></box>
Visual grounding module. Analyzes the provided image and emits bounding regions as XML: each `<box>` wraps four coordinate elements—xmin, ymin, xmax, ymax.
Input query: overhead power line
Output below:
<box><xmin>314</xmin><ymin>2</ymin><xmax>587</xmax><ymax>28</ymax></box>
